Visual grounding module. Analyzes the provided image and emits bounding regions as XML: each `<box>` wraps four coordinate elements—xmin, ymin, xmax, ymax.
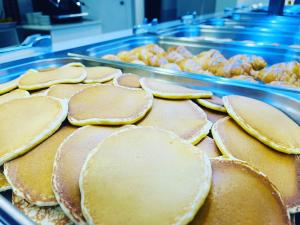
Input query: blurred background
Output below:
<box><xmin>0</xmin><ymin>0</ymin><xmax>273</xmax><ymax>48</ymax></box>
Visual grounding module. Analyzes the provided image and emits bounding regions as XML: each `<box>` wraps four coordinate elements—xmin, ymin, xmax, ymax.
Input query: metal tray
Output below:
<box><xmin>203</xmin><ymin>18</ymin><xmax>300</xmax><ymax>33</ymax></box>
<box><xmin>155</xmin><ymin>24</ymin><xmax>300</xmax><ymax>46</ymax></box>
<box><xmin>71</xmin><ymin>35</ymin><xmax>300</xmax><ymax>97</ymax></box>
<box><xmin>83</xmin><ymin>35</ymin><xmax>300</xmax><ymax>65</ymax></box>
<box><xmin>230</xmin><ymin>12</ymin><xmax>300</xmax><ymax>24</ymax></box>
<box><xmin>0</xmin><ymin>56</ymin><xmax>299</xmax><ymax>224</ymax></box>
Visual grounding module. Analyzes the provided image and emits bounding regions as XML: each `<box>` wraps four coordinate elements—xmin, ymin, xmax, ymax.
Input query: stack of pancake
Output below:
<box><xmin>0</xmin><ymin>62</ymin><xmax>298</xmax><ymax>225</ymax></box>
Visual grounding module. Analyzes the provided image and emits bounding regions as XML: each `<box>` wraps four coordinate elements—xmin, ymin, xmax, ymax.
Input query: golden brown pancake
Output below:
<box><xmin>196</xmin><ymin>95</ymin><xmax>226</xmax><ymax>112</ymax></box>
<box><xmin>53</xmin><ymin>125</ymin><xmax>127</xmax><ymax>224</ymax></box>
<box><xmin>0</xmin><ymin>89</ymin><xmax>30</xmax><ymax>105</ymax></box>
<box><xmin>0</xmin><ymin>171</ymin><xmax>10</xmax><ymax>191</ymax></box>
<box><xmin>80</xmin><ymin>126</ymin><xmax>212</xmax><ymax>225</ymax></box>
<box><xmin>196</xmin><ymin>137</ymin><xmax>221</xmax><ymax>158</ymax></box>
<box><xmin>68</xmin><ymin>85</ymin><xmax>153</xmax><ymax>126</ymax></box>
<box><xmin>0</xmin><ymin>96</ymin><xmax>67</xmax><ymax>165</ymax></box>
<box><xmin>138</xmin><ymin>99</ymin><xmax>211</xmax><ymax>144</ymax></box>
<box><xmin>18</xmin><ymin>63</ymin><xmax>87</xmax><ymax>90</ymax></box>
<box><xmin>0</xmin><ymin>78</ymin><xmax>19</xmax><ymax>95</ymax></box>
<box><xmin>212</xmin><ymin>117</ymin><xmax>300</xmax><ymax>212</ymax></box>
<box><xmin>189</xmin><ymin>159</ymin><xmax>291</xmax><ymax>225</ymax></box>
<box><xmin>140</xmin><ymin>77</ymin><xmax>212</xmax><ymax>99</ymax></box>
<box><xmin>46</xmin><ymin>84</ymin><xmax>92</xmax><ymax>101</ymax></box>
<box><xmin>83</xmin><ymin>66</ymin><xmax>122</xmax><ymax>83</ymax></box>
<box><xmin>113</xmin><ymin>73</ymin><xmax>141</xmax><ymax>89</ymax></box>
<box><xmin>223</xmin><ymin>95</ymin><xmax>300</xmax><ymax>154</ymax></box>
<box><xmin>202</xmin><ymin>107</ymin><xmax>227</xmax><ymax>124</ymax></box>
<box><xmin>12</xmin><ymin>194</ymin><xmax>71</xmax><ymax>225</ymax></box>
<box><xmin>4</xmin><ymin>125</ymin><xmax>76</xmax><ymax>206</ymax></box>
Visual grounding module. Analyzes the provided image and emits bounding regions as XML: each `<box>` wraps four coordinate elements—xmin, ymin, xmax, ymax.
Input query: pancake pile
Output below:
<box><xmin>0</xmin><ymin>62</ymin><xmax>298</xmax><ymax>225</ymax></box>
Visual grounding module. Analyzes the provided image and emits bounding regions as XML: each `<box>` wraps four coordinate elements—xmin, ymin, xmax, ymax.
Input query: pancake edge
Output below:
<box><xmin>186</xmin><ymin>101</ymin><xmax>212</xmax><ymax>145</ymax></box>
<box><xmin>210</xmin><ymin>158</ymin><xmax>292</xmax><ymax>224</ymax></box>
<box><xmin>11</xmin><ymin>193</ymin><xmax>74</xmax><ymax>225</ymax></box>
<box><xmin>196</xmin><ymin>98</ymin><xmax>227</xmax><ymax>113</ymax></box>
<box><xmin>223</xmin><ymin>96</ymin><xmax>300</xmax><ymax>154</ymax></box>
<box><xmin>52</xmin><ymin>126</ymin><xmax>88</xmax><ymax>225</ymax></box>
<box><xmin>112</xmin><ymin>74</ymin><xmax>141</xmax><ymax>90</ymax></box>
<box><xmin>18</xmin><ymin>63</ymin><xmax>87</xmax><ymax>91</ymax></box>
<box><xmin>140</xmin><ymin>77</ymin><xmax>213</xmax><ymax>99</ymax></box>
<box><xmin>0</xmin><ymin>90</ymin><xmax>30</xmax><ymax>105</ymax></box>
<box><xmin>83</xmin><ymin>68</ymin><xmax>122</xmax><ymax>84</ymax></box>
<box><xmin>68</xmin><ymin>88</ymin><xmax>154</xmax><ymax>126</ymax></box>
<box><xmin>79</xmin><ymin>126</ymin><xmax>212</xmax><ymax>225</ymax></box>
<box><xmin>0</xmin><ymin>78</ymin><xmax>19</xmax><ymax>95</ymax></box>
<box><xmin>211</xmin><ymin>116</ymin><xmax>235</xmax><ymax>159</ymax></box>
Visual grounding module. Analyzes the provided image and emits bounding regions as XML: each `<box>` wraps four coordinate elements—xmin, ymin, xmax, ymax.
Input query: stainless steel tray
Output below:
<box><xmin>0</xmin><ymin>56</ymin><xmax>299</xmax><ymax>224</ymax></box>
<box><xmin>71</xmin><ymin>35</ymin><xmax>300</xmax><ymax>97</ymax></box>
<box><xmin>230</xmin><ymin>12</ymin><xmax>300</xmax><ymax>24</ymax></box>
<box><xmin>203</xmin><ymin>18</ymin><xmax>300</xmax><ymax>33</ymax></box>
<box><xmin>155</xmin><ymin>24</ymin><xmax>300</xmax><ymax>46</ymax></box>
<box><xmin>83</xmin><ymin>35</ymin><xmax>300</xmax><ymax>65</ymax></box>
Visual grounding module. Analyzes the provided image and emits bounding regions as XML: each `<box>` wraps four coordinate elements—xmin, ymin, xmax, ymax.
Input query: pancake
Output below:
<box><xmin>53</xmin><ymin>125</ymin><xmax>127</xmax><ymax>224</ymax></box>
<box><xmin>140</xmin><ymin>77</ymin><xmax>212</xmax><ymax>99</ymax></box>
<box><xmin>189</xmin><ymin>159</ymin><xmax>291</xmax><ymax>225</ymax></box>
<box><xmin>212</xmin><ymin>117</ymin><xmax>300</xmax><ymax>212</ymax></box>
<box><xmin>138</xmin><ymin>99</ymin><xmax>211</xmax><ymax>144</ymax></box>
<box><xmin>12</xmin><ymin>194</ymin><xmax>71</xmax><ymax>225</ymax></box>
<box><xmin>113</xmin><ymin>73</ymin><xmax>141</xmax><ymax>89</ymax></box>
<box><xmin>4</xmin><ymin>125</ymin><xmax>76</xmax><ymax>206</ymax></box>
<box><xmin>196</xmin><ymin>95</ymin><xmax>226</xmax><ymax>112</ymax></box>
<box><xmin>47</xmin><ymin>84</ymin><xmax>92</xmax><ymax>101</ymax></box>
<box><xmin>202</xmin><ymin>107</ymin><xmax>227</xmax><ymax>124</ymax></box>
<box><xmin>80</xmin><ymin>126</ymin><xmax>212</xmax><ymax>225</ymax></box>
<box><xmin>68</xmin><ymin>85</ymin><xmax>153</xmax><ymax>126</ymax></box>
<box><xmin>223</xmin><ymin>95</ymin><xmax>300</xmax><ymax>154</ymax></box>
<box><xmin>0</xmin><ymin>171</ymin><xmax>10</xmax><ymax>192</ymax></box>
<box><xmin>0</xmin><ymin>96</ymin><xmax>67</xmax><ymax>165</ymax></box>
<box><xmin>83</xmin><ymin>66</ymin><xmax>122</xmax><ymax>83</ymax></box>
<box><xmin>0</xmin><ymin>89</ymin><xmax>30</xmax><ymax>105</ymax></box>
<box><xmin>196</xmin><ymin>137</ymin><xmax>221</xmax><ymax>158</ymax></box>
<box><xmin>0</xmin><ymin>78</ymin><xmax>19</xmax><ymax>95</ymax></box>
<box><xmin>18</xmin><ymin>63</ymin><xmax>87</xmax><ymax>90</ymax></box>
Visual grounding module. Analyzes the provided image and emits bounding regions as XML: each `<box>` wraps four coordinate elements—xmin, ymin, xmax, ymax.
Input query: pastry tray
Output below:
<box><xmin>69</xmin><ymin>34</ymin><xmax>300</xmax><ymax>98</ymax></box>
